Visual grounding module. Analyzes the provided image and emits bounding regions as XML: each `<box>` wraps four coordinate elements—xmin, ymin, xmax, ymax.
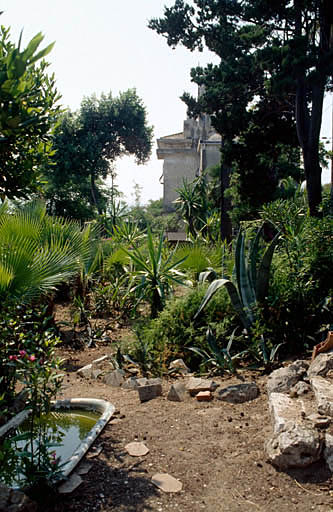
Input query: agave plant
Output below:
<box><xmin>124</xmin><ymin>228</ymin><xmax>188</xmax><ymax>318</ymax></box>
<box><xmin>195</xmin><ymin>225</ymin><xmax>280</xmax><ymax>331</ymax></box>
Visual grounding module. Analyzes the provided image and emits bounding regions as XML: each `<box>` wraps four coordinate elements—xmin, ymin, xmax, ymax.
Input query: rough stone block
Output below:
<box><xmin>308</xmin><ymin>353</ymin><xmax>333</xmax><ymax>379</ymax></box>
<box><xmin>138</xmin><ymin>383</ymin><xmax>162</xmax><ymax>402</ymax></box>
<box><xmin>268</xmin><ymin>392</ymin><xmax>304</xmax><ymax>434</ymax></box>
<box><xmin>289</xmin><ymin>381</ymin><xmax>311</xmax><ymax>397</ymax></box>
<box><xmin>77</xmin><ymin>363</ymin><xmax>92</xmax><ymax>379</ymax></box>
<box><xmin>169</xmin><ymin>359</ymin><xmax>190</xmax><ymax>374</ymax></box>
<box><xmin>266</xmin><ymin>423</ymin><xmax>323</xmax><ymax>470</ymax></box>
<box><xmin>267</xmin><ymin>360</ymin><xmax>308</xmax><ymax>395</ymax></box>
<box><xmin>167</xmin><ymin>382</ymin><xmax>187</xmax><ymax>402</ymax></box>
<box><xmin>122</xmin><ymin>377</ymin><xmax>139</xmax><ymax>390</ymax></box>
<box><xmin>311</xmin><ymin>376</ymin><xmax>333</xmax><ymax>417</ymax></box>
<box><xmin>136</xmin><ymin>377</ymin><xmax>148</xmax><ymax>387</ymax></box>
<box><xmin>218</xmin><ymin>382</ymin><xmax>259</xmax><ymax>404</ymax></box>
<box><xmin>104</xmin><ymin>369</ymin><xmax>125</xmax><ymax>387</ymax></box>
<box><xmin>324</xmin><ymin>433</ymin><xmax>333</xmax><ymax>472</ymax></box>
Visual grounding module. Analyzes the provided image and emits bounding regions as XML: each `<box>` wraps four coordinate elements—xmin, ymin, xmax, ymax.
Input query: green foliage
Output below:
<box><xmin>92</xmin><ymin>274</ymin><xmax>137</xmax><ymax>320</ymax></box>
<box><xmin>195</xmin><ymin>226</ymin><xmax>279</xmax><ymax>330</ymax></box>
<box><xmin>0</xmin><ymin>25</ymin><xmax>61</xmax><ymax>200</ymax></box>
<box><xmin>142</xmin><ymin>284</ymin><xmax>236</xmax><ymax>371</ymax></box>
<box><xmin>0</xmin><ymin>301</ymin><xmax>59</xmax><ymax>416</ymax></box>
<box><xmin>124</xmin><ymin>229</ymin><xmax>188</xmax><ymax>318</ymax></box>
<box><xmin>129</xmin><ymin>198</ymin><xmax>181</xmax><ymax>233</ymax></box>
<box><xmin>0</xmin><ymin>311</ymin><xmax>64</xmax><ymax>492</ymax></box>
<box><xmin>0</xmin><ymin>201</ymin><xmax>102</xmax><ymax>304</ymax></box>
<box><xmin>174</xmin><ymin>175</ymin><xmax>212</xmax><ymax>238</ymax></box>
<box><xmin>188</xmin><ymin>326</ymin><xmax>236</xmax><ymax>375</ymax></box>
<box><xmin>173</xmin><ymin>242</ymin><xmax>221</xmax><ymax>282</ymax></box>
<box><xmin>43</xmin><ymin>90</ymin><xmax>153</xmax><ymax>220</ymax></box>
<box><xmin>150</xmin><ymin>0</ymin><xmax>332</xmax><ymax>216</ymax></box>
<box><xmin>259</xmin><ymin>198</ymin><xmax>333</xmax><ymax>352</ymax></box>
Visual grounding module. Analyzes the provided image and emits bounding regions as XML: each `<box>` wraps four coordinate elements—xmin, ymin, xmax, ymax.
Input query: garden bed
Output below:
<box><xmin>46</xmin><ymin>341</ymin><xmax>333</xmax><ymax>512</ymax></box>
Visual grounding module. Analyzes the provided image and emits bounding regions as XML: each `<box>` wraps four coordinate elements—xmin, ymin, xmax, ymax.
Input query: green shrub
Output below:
<box><xmin>259</xmin><ymin>199</ymin><xmax>333</xmax><ymax>353</ymax></box>
<box><xmin>141</xmin><ymin>284</ymin><xmax>237</xmax><ymax>371</ymax></box>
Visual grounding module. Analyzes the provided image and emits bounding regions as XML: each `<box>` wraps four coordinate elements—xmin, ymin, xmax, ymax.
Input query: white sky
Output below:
<box><xmin>1</xmin><ymin>1</ymin><xmax>331</xmax><ymax>204</ymax></box>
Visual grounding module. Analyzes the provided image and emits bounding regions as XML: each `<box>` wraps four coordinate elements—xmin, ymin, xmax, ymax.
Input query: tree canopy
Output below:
<box><xmin>43</xmin><ymin>89</ymin><xmax>153</xmax><ymax>219</ymax></box>
<box><xmin>149</xmin><ymin>0</ymin><xmax>333</xmax><ymax>217</ymax></box>
<box><xmin>0</xmin><ymin>26</ymin><xmax>62</xmax><ymax>200</ymax></box>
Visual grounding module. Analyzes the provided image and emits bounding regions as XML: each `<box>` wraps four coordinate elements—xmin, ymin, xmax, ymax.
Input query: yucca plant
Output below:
<box><xmin>124</xmin><ymin>228</ymin><xmax>188</xmax><ymax>318</ymax></box>
<box><xmin>195</xmin><ymin>225</ymin><xmax>280</xmax><ymax>331</ymax></box>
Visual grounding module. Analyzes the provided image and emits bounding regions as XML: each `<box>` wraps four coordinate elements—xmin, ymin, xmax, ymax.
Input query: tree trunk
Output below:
<box><xmin>90</xmin><ymin>173</ymin><xmax>102</xmax><ymax>215</ymax></box>
<box><xmin>303</xmin><ymin>148</ymin><xmax>323</xmax><ymax>217</ymax></box>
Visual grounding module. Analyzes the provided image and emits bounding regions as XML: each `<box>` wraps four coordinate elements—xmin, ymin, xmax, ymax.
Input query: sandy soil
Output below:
<box><xmin>45</xmin><ymin>341</ymin><xmax>333</xmax><ymax>512</ymax></box>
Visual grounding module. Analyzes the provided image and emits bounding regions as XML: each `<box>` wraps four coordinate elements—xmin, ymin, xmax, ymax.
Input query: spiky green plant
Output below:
<box><xmin>195</xmin><ymin>225</ymin><xmax>280</xmax><ymax>330</ymax></box>
<box><xmin>124</xmin><ymin>228</ymin><xmax>188</xmax><ymax>318</ymax></box>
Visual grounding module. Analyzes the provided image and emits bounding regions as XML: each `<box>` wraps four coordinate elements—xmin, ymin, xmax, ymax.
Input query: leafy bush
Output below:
<box><xmin>259</xmin><ymin>198</ymin><xmax>333</xmax><ymax>353</ymax></box>
<box><xmin>0</xmin><ymin>302</ymin><xmax>60</xmax><ymax>419</ymax></box>
<box><xmin>141</xmin><ymin>284</ymin><xmax>236</xmax><ymax>371</ymax></box>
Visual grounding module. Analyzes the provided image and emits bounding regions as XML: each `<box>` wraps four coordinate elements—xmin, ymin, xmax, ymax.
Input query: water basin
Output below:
<box><xmin>0</xmin><ymin>398</ymin><xmax>115</xmax><ymax>487</ymax></box>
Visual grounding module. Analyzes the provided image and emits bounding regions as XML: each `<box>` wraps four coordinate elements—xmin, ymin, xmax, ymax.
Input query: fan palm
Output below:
<box><xmin>0</xmin><ymin>201</ymin><xmax>96</xmax><ymax>305</ymax></box>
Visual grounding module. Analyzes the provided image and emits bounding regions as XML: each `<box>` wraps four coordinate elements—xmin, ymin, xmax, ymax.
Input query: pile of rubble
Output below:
<box><xmin>266</xmin><ymin>351</ymin><xmax>333</xmax><ymax>471</ymax></box>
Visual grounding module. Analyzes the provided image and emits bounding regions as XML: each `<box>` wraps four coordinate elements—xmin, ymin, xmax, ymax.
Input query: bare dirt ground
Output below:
<box><xmin>47</xmin><ymin>339</ymin><xmax>333</xmax><ymax>512</ymax></box>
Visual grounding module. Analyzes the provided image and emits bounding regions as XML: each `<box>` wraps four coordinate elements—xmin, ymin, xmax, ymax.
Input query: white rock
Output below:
<box><xmin>311</xmin><ymin>376</ymin><xmax>333</xmax><ymax>417</ymax></box>
<box><xmin>151</xmin><ymin>473</ymin><xmax>182</xmax><ymax>493</ymax></box>
<box><xmin>269</xmin><ymin>392</ymin><xmax>304</xmax><ymax>434</ymax></box>
<box><xmin>169</xmin><ymin>359</ymin><xmax>190</xmax><ymax>374</ymax></box>
<box><xmin>125</xmin><ymin>442</ymin><xmax>149</xmax><ymax>457</ymax></box>
<box><xmin>266</xmin><ymin>423</ymin><xmax>323</xmax><ymax>470</ymax></box>
<box><xmin>290</xmin><ymin>381</ymin><xmax>311</xmax><ymax>397</ymax></box>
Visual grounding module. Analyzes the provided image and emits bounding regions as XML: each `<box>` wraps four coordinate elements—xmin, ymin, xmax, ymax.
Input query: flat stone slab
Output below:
<box><xmin>311</xmin><ymin>376</ymin><xmax>333</xmax><ymax>417</ymax></box>
<box><xmin>186</xmin><ymin>377</ymin><xmax>216</xmax><ymax>396</ymax></box>
<box><xmin>218</xmin><ymin>382</ymin><xmax>258</xmax><ymax>404</ymax></box>
<box><xmin>151</xmin><ymin>473</ymin><xmax>182</xmax><ymax>493</ymax></box>
<box><xmin>76</xmin><ymin>461</ymin><xmax>93</xmax><ymax>475</ymax></box>
<box><xmin>167</xmin><ymin>382</ymin><xmax>187</xmax><ymax>402</ymax></box>
<box><xmin>125</xmin><ymin>442</ymin><xmax>149</xmax><ymax>457</ymax></box>
<box><xmin>269</xmin><ymin>392</ymin><xmax>304</xmax><ymax>434</ymax></box>
<box><xmin>58</xmin><ymin>473</ymin><xmax>83</xmax><ymax>494</ymax></box>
